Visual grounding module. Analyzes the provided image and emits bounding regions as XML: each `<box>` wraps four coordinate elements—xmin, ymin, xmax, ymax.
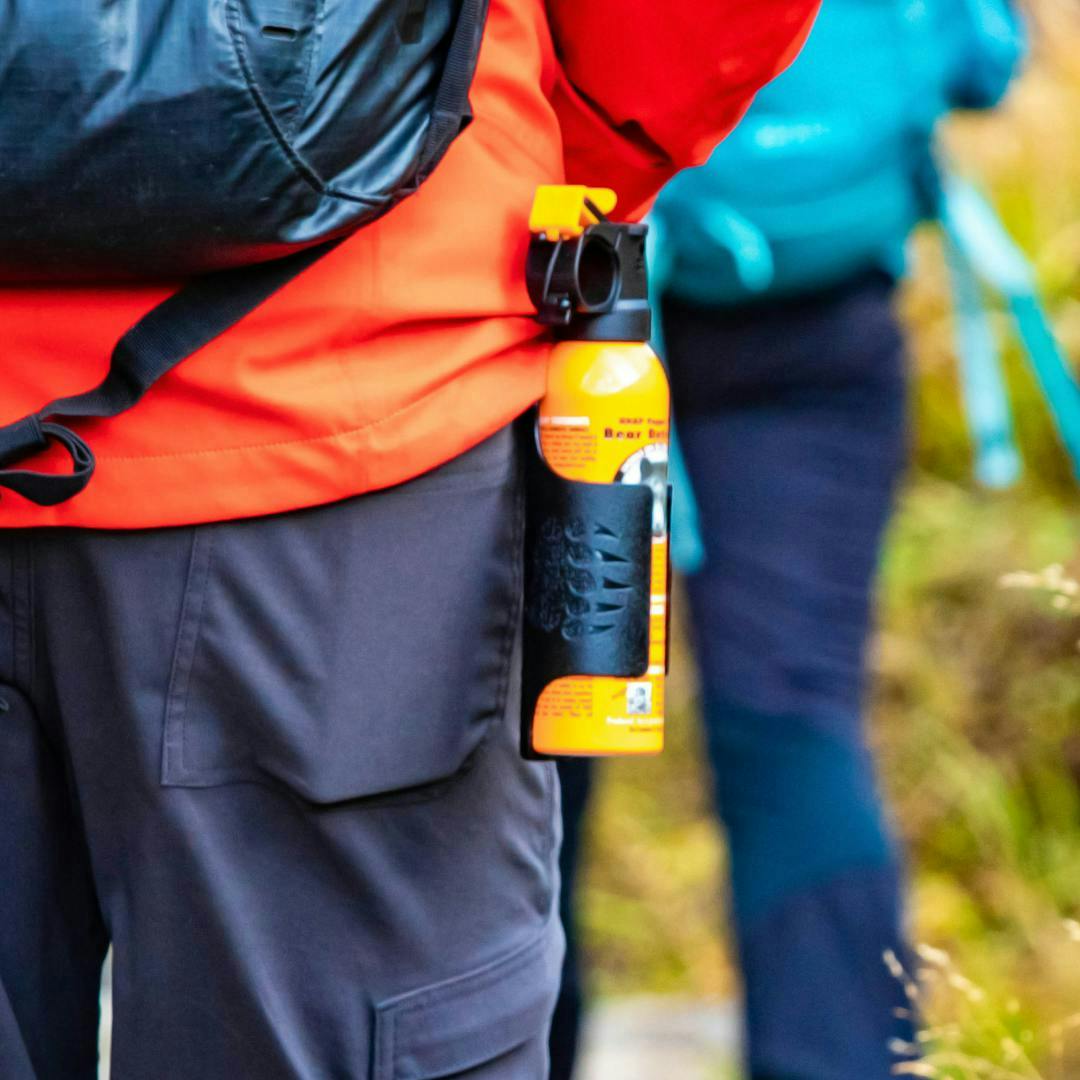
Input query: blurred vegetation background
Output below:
<box><xmin>575</xmin><ymin>3</ymin><xmax>1080</xmax><ymax>1075</ymax></box>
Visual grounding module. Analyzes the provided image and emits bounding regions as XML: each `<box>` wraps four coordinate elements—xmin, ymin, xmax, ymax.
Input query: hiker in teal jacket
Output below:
<box><xmin>551</xmin><ymin>2</ymin><xmax>1026</xmax><ymax>1078</ymax></box>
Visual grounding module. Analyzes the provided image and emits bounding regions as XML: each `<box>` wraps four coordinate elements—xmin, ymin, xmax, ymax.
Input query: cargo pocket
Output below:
<box><xmin>161</xmin><ymin>427</ymin><xmax>523</xmax><ymax>804</ymax></box>
<box><xmin>372</xmin><ymin>923</ymin><xmax>563</xmax><ymax>1080</ymax></box>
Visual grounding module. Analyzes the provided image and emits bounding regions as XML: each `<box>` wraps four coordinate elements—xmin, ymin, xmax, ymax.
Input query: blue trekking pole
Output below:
<box><xmin>942</xmin><ymin>221</ymin><xmax>1023</xmax><ymax>488</ymax></box>
<box><xmin>942</xmin><ymin>173</ymin><xmax>1080</xmax><ymax>484</ymax></box>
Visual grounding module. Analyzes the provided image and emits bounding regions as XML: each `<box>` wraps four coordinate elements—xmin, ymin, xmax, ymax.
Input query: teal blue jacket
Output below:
<box><xmin>653</xmin><ymin>0</ymin><xmax>1026</xmax><ymax>307</ymax></box>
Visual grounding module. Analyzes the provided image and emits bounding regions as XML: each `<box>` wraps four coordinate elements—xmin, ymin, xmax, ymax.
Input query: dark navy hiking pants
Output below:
<box><xmin>551</xmin><ymin>272</ymin><xmax>917</xmax><ymax>1080</ymax></box>
<box><xmin>0</xmin><ymin>424</ymin><xmax>562</xmax><ymax>1080</ymax></box>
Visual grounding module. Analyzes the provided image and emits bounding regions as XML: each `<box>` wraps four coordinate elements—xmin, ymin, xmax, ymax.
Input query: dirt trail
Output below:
<box><xmin>576</xmin><ymin>997</ymin><xmax>740</xmax><ymax>1080</ymax></box>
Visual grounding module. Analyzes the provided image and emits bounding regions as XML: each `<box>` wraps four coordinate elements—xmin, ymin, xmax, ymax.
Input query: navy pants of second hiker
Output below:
<box><xmin>550</xmin><ymin>271</ymin><xmax>918</xmax><ymax>1080</ymax></box>
<box><xmin>0</xmin><ymin>424</ymin><xmax>562</xmax><ymax>1080</ymax></box>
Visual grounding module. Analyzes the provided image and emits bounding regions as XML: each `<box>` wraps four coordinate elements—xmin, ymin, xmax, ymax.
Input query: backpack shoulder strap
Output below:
<box><xmin>0</xmin><ymin>241</ymin><xmax>339</xmax><ymax>507</ymax></box>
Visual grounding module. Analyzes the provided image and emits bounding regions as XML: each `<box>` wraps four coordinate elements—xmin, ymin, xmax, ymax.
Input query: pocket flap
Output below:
<box><xmin>161</xmin><ymin>427</ymin><xmax>522</xmax><ymax>805</ymax></box>
<box><xmin>373</xmin><ymin>925</ymin><xmax>562</xmax><ymax>1080</ymax></box>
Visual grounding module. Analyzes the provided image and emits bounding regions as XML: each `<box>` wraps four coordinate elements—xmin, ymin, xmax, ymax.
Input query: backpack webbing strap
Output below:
<box><xmin>0</xmin><ymin>240</ymin><xmax>340</xmax><ymax>507</ymax></box>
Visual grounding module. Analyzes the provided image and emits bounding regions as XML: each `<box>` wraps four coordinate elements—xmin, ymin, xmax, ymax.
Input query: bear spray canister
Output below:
<box><xmin>523</xmin><ymin>186</ymin><xmax>670</xmax><ymax>757</ymax></box>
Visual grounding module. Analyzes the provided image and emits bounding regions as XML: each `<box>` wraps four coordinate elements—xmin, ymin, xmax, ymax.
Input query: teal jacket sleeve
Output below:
<box><xmin>949</xmin><ymin>0</ymin><xmax>1027</xmax><ymax>110</ymax></box>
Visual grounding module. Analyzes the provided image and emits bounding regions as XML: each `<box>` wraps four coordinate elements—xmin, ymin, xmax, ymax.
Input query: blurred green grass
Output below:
<box><xmin>576</xmin><ymin>5</ymin><xmax>1080</xmax><ymax>1073</ymax></box>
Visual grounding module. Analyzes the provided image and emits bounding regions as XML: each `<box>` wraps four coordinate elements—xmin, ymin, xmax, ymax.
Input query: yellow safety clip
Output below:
<box><xmin>528</xmin><ymin>185</ymin><xmax>618</xmax><ymax>242</ymax></box>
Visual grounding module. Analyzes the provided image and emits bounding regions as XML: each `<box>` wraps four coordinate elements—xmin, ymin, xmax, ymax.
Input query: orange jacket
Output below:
<box><xmin>0</xmin><ymin>0</ymin><xmax>817</xmax><ymax>529</ymax></box>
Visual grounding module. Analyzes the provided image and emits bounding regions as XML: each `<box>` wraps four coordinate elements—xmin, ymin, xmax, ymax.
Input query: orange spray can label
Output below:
<box><xmin>523</xmin><ymin>185</ymin><xmax>670</xmax><ymax>758</ymax></box>
<box><xmin>530</xmin><ymin>340</ymin><xmax>669</xmax><ymax>756</ymax></box>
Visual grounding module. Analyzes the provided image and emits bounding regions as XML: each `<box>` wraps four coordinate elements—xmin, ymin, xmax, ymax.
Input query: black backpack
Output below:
<box><xmin>0</xmin><ymin>0</ymin><xmax>487</xmax><ymax>504</ymax></box>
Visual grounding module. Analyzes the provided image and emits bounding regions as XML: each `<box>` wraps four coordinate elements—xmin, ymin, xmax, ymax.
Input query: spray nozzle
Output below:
<box><xmin>526</xmin><ymin>185</ymin><xmax>651</xmax><ymax>343</ymax></box>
